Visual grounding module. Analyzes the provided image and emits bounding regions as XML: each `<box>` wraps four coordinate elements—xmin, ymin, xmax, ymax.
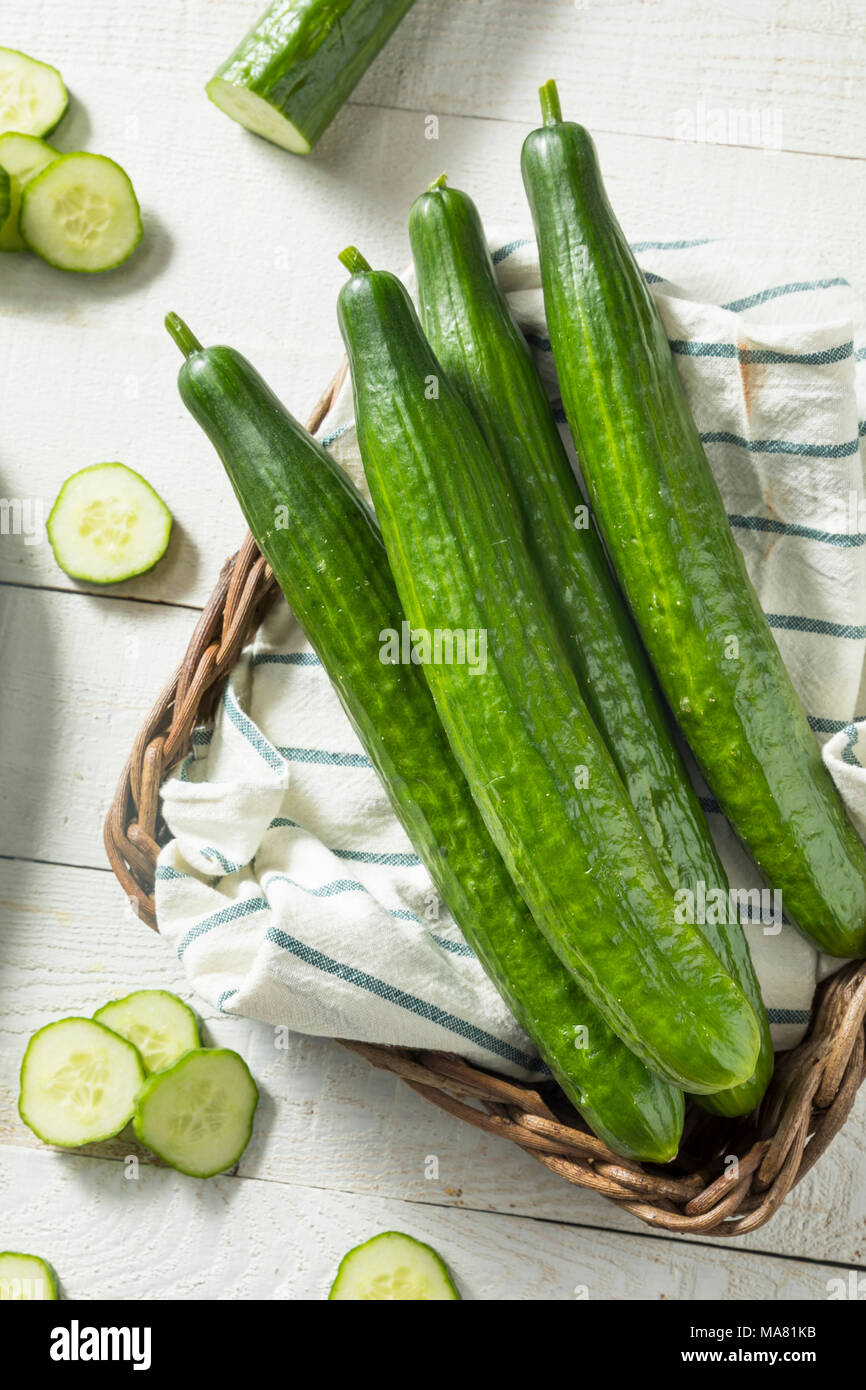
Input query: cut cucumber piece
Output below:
<box><xmin>0</xmin><ymin>47</ymin><xmax>67</xmax><ymax>138</ymax></box>
<box><xmin>0</xmin><ymin>132</ymin><xmax>59</xmax><ymax>251</ymax></box>
<box><xmin>207</xmin><ymin>0</ymin><xmax>418</xmax><ymax>157</ymax></box>
<box><xmin>329</xmin><ymin>1232</ymin><xmax>459</xmax><ymax>1301</ymax></box>
<box><xmin>0</xmin><ymin>1252</ymin><xmax>58</xmax><ymax>1300</ymax></box>
<box><xmin>0</xmin><ymin>164</ymin><xmax>9</xmax><ymax>230</ymax></box>
<box><xmin>47</xmin><ymin>462</ymin><xmax>172</xmax><ymax>584</ymax></box>
<box><xmin>133</xmin><ymin>1048</ymin><xmax>258</xmax><ymax>1178</ymax></box>
<box><xmin>94</xmin><ymin>990</ymin><xmax>199</xmax><ymax>1074</ymax></box>
<box><xmin>19</xmin><ymin>1017</ymin><xmax>145</xmax><ymax>1147</ymax></box>
<box><xmin>21</xmin><ymin>152</ymin><xmax>142</xmax><ymax>272</ymax></box>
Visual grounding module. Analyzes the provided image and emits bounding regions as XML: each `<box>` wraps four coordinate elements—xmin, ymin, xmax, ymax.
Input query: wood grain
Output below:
<box><xmin>3</xmin><ymin>857</ymin><xmax>866</xmax><ymax>1272</ymax></box>
<box><xmin>2</xmin><ymin>1142</ymin><xmax>852</xmax><ymax>1301</ymax></box>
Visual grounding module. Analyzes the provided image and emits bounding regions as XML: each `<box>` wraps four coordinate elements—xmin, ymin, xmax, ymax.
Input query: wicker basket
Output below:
<box><xmin>105</xmin><ymin>369</ymin><xmax>866</xmax><ymax>1237</ymax></box>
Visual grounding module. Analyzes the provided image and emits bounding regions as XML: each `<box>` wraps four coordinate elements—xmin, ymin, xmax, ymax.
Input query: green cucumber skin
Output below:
<box><xmin>209</xmin><ymin>0</ymin><xmax>417</xmax><ymax>152</ymax></box>
<box><xmin>338</xmin><ymin>268</ymin><xmax>761</xmax><ymax>1095</ymax></box>
<box><xmin>175</xmin><ymin>342</ymin><xmax>684</xmax><ymax>1162</ymax></box>
<box><xmin>522</xmin><ymin>117</ymin><xmax>866</xmax><ymax>962</ymax></box>
<box><xmin>0</xmin><ymin>167</ymin><xmax>9</xmax><ymax>230</ymax></box>
<box><xmin>409</xmin><ymin>183</ymin><xmax>773</xmax><ymax>1118</ymax></box>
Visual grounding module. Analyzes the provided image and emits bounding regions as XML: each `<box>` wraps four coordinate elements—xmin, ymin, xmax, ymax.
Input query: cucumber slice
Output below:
<box><xmin>329</xmin><ymin>1232</ymin><xmax>460</xmax><ymax>1301</ymax></box>
<box><xmin>206</xmin><ymin>79</ymin><xmax>312</xmax><ymax>156</ymax></box>
<box><xmin>0</xmin><ymin>164</ymin><xmax>9</xmax><ymax>230</ymax></box>
<box><xmin>0</xmin><ymin>131</ymin><xmax>58</xmax><ymax>251</ymax></box>
<box><xmin>133</xmin><ymin>1048</ymin><xmax>258</xmax><ymax>1178</ymax></box>
<box><xmin>0</xmin><ymin>47</ymin><xmax>68</xmax><ymax>138</ymax></box>
<box><xmin>94</xmin><ymin>990</ymin><xmax>200</xmax><ymax>1074</ymax></box>
<box><xmin>47</xmin><ymin>462</ymin><xmax>172</xmax><ymax>584</ymax></box>
<box><xmin>0</xmin><ymin>1252</ymin><xmax>58</xmax><ymax>1300</ymax></box>
<box><xmin>20</xmin><ymin>152</ymin><xmax>142</xmax><ymax>272</ymax></box>
<box><xmin>19</xmin><ymin>1017</ymin><xmax>145</xmax><ymax>1147</ymax></box>
<box><xmin>0</xmin><ymin>132</ymin><xmax>59</xmax><ymax>251</ymax></box>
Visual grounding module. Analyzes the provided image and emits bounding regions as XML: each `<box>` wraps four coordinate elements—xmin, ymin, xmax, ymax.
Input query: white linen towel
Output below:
<box><xmin>156</xmin><ymin>234</ymin><xmax>866</xmax><ymax>1077</ymax></box>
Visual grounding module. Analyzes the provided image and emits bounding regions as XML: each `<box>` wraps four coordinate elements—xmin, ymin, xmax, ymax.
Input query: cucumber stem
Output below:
<box><xmin>539</xmin><ymin>78</ymin><xmax>563</xmax><ymax>126</ymax></box>
<box><xmin>165</xmin><ymin>312</ymin><xmax>203</xmax><ymax>359</ymax></box>
<box><xmin>338</xmin><ymin>246</ymin><xmax>372</xmax><ymax>275</ymax></box>
<box><xmin>427</xmin><ymin>172</ymin><xmax>448</xmax><ymax>191</ymax></box>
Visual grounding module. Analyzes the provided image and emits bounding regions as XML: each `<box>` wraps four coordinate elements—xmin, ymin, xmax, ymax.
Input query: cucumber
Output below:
<box><xmin>94</xmin><ymin>990</ymin><xmax>200</xmax><ymax>1074</ymax></box>
<box><xmin>0</xmin><ymin>1252</ymin><xmax>58</xmax><ymax>1301</ymax></box>
<box><xmin>207</xmin><ymin>0</ymin><xmax>417</xmax><ymax>155</ymax></box>
<box><xmin>166</xmin><ymin>312</ymin><xmax>684</xmax><ymax>1162</ymax></box>
<box><xmin>337</xmin><ymin>252</ymin><xmax>760</xmax><ymax>1095</ymax></box>
<box><xmin>0</xmin><ymin>47</ymin><xmax>67</xmax><ymax>137</ymax></box>
<box><xmin>47</xmin><ymin>462</ymin><xmax>172</xmax><ymax>584</ymax></box>
<box><xmin>522</xmin><ymin>81</ymin><xmax>866</xmax><ymax>962</ymax></box>
<box><xmin>132</xmin><ymin>1048</ymin><xmax>258</xmax><ymax>1178</ymax></box>
<box><xmin>409</xmin><ymin>179</ymin><xmax>773</xmax><ymax>1118</ymax></box>
<box><xmin>21</xmin><ymin>152</ymin><xmax>142</xmax><ymax>272</ymax></box>
<box><xmin>329</xmin><ymin>1232</ymin><xmax>459</xmax><ymax>1300</ymax></box>
<box><xmin>0</xmin><ymin>164</ymin><xmax>8</xmax><ymax>231</ymax></box>
<box><xmin>0</xmin><ymin>133</ymin><xmax>59</xmax><ymax>251</ymax></box>
<box><xmin>18</xmin><ymin>1017</ymin><xmax>145</xmax><ymax>1147</ymax></box>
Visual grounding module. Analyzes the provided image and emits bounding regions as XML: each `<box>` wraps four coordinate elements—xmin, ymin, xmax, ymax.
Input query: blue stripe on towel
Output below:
<box><xmin>842</xmin><ymin>724</ymin><xmax>863</xmax><ymax>767</ymax></box>
<box><xmin>809</xmin><ymin>715</ymin><xmax>866</xmax><ymax>733</ymax></box>
<box><xmin>721</xmin><ymin>278</ymin><xmax>849</xmax><ymax>313</ymax></box>
<box><xmin>768</xmin><ymin>1008</ymin><xmax>811</xmax><ymax>1026</ymax></box>
<box><xmin>492</xmin><ymin>238</ymin><xmax>531</xmax><ymax>263</ymax></box>
<box><xmin>201</xmin><ymin>847</ymin><xmax>245</xmax><ymax>875</ymax></box>
<box><xmin>728</xmin><ymin>514</ymin><xmax>865</xmax><ymax>549</ymax></box>
<box><xmin>263</xmin><ymin>873</ymin><xmax>366</xmax><ymax>898</ymax></box>
<box><xmin>319</xmin><ymin>423</ymin><xmax>352</xmax><ymax>450</ymax></box>
<box><xmin>701</xmin><ymin>431</ymin><xmax>859</xmax><ymax>459</ymax></box>
<box><xmin>276</xmin><ymin>745</ymin><xmax>373</xmax><ymax>768</ymax></box>
<box><xmin>266</xmin><ymin>817</ymin><xmax>421</xmax><ymax>867</ymax></box>
<box><xmin>223</xmin><ymin>687</ymin><xmax>285</xmax><ymax>772</ymax></box>
<box><xmin>765</xmin><ymin>613</ymin><xmax>866</xmax><ymax>640</ymax></box>
<box><xmin>630</xmin><ymin>237</ymin><xmax>716</xmax><ymax>252</ymax></box>
<box><xmin>670</xmin><ymin>339</ymin><xmax>853</xmax><ymax>367</ymax></box>
<box><xmin>334</xmin><ymin>846</ymin><xmax>421</xmax><ymax>867</ymax></box>
<box><xmin>253</xmin><ymin>651</ymin><xmax>322</xmax><ymax>667</ymax></box>
<box><xmin>264</xmin><ymin>925</ymin><xmax>536</xmax><ymax>1069</ymax></box>
<box><xmin>177</xmin><ymin>896</ymin><xmax>269</xmax><ymax>959</ymax></box>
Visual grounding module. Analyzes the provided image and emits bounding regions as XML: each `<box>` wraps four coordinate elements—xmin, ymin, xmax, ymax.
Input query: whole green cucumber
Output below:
<box><xmin>522</xmin><ymin>81</ymin><xmax>866</xmax><ymax>961</ymax></box>
<box><xmin>337</xmin><ymin>252</ymin><xmax>760</xmax><ymax>1094</ymax></box>
<box><xmin>207</xmin><ymin>0</ymin><xmax>416</xmax><ymax>155</ymax></box>
<box><xmin>165</xmin><ymin>312</ymin><xmax>684</xmax><ymax>1162</ymax></box>
<box><xmin>409</xmin><ymin>178</ymin><xmax>773</xmax><ymax>1117</ymax></box>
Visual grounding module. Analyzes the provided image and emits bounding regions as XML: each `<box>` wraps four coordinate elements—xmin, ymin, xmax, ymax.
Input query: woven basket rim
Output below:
<box><xmin>104</xmin><ymin>363</ymin><xmax>866</xmax><ymax>1238</ymax></box>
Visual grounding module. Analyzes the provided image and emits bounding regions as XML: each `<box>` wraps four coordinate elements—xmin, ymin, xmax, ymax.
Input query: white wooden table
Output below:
<box><xmin>1</xmin><ymin>0</ymin><xmax>865</xmax><ymax>1301</ymax></box>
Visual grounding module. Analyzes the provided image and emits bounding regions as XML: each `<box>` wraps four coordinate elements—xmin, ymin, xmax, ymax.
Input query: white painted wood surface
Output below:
<box><xmin>1</xmin><ymin>0</ymin><xmax>864</xmax><ymax>1300</ymax></box>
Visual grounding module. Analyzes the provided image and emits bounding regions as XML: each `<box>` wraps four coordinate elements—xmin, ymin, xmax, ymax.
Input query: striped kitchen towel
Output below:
<box><xmin>156</xmin><ymin>235</ymin><xmax>866</xmax><ymax>1077</ymax></box>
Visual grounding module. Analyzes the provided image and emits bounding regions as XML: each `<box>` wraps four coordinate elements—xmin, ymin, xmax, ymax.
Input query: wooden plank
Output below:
<box><xmin>0</xmin><ymin>1142</ymin><xmax>852</xmax><ymax>1300</ymax></box>
<box><xmin>2</xmin><ymin>856</ymin><xmax>865</xmax><ymax>1268</ymax></box>
<box><xmin>0</xmin><ymin>585</ymin><xmax>195</xmax><ymax>868</ymax></box>
<box><xmin>355</xmin><ymin>0</ymin><xmax>866</xmax><ymax>161</ymax></box>
<box><xmin>9</xmin><ymin>0</ymin><xmax>866</xmax><ymax>159</ymax></box>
